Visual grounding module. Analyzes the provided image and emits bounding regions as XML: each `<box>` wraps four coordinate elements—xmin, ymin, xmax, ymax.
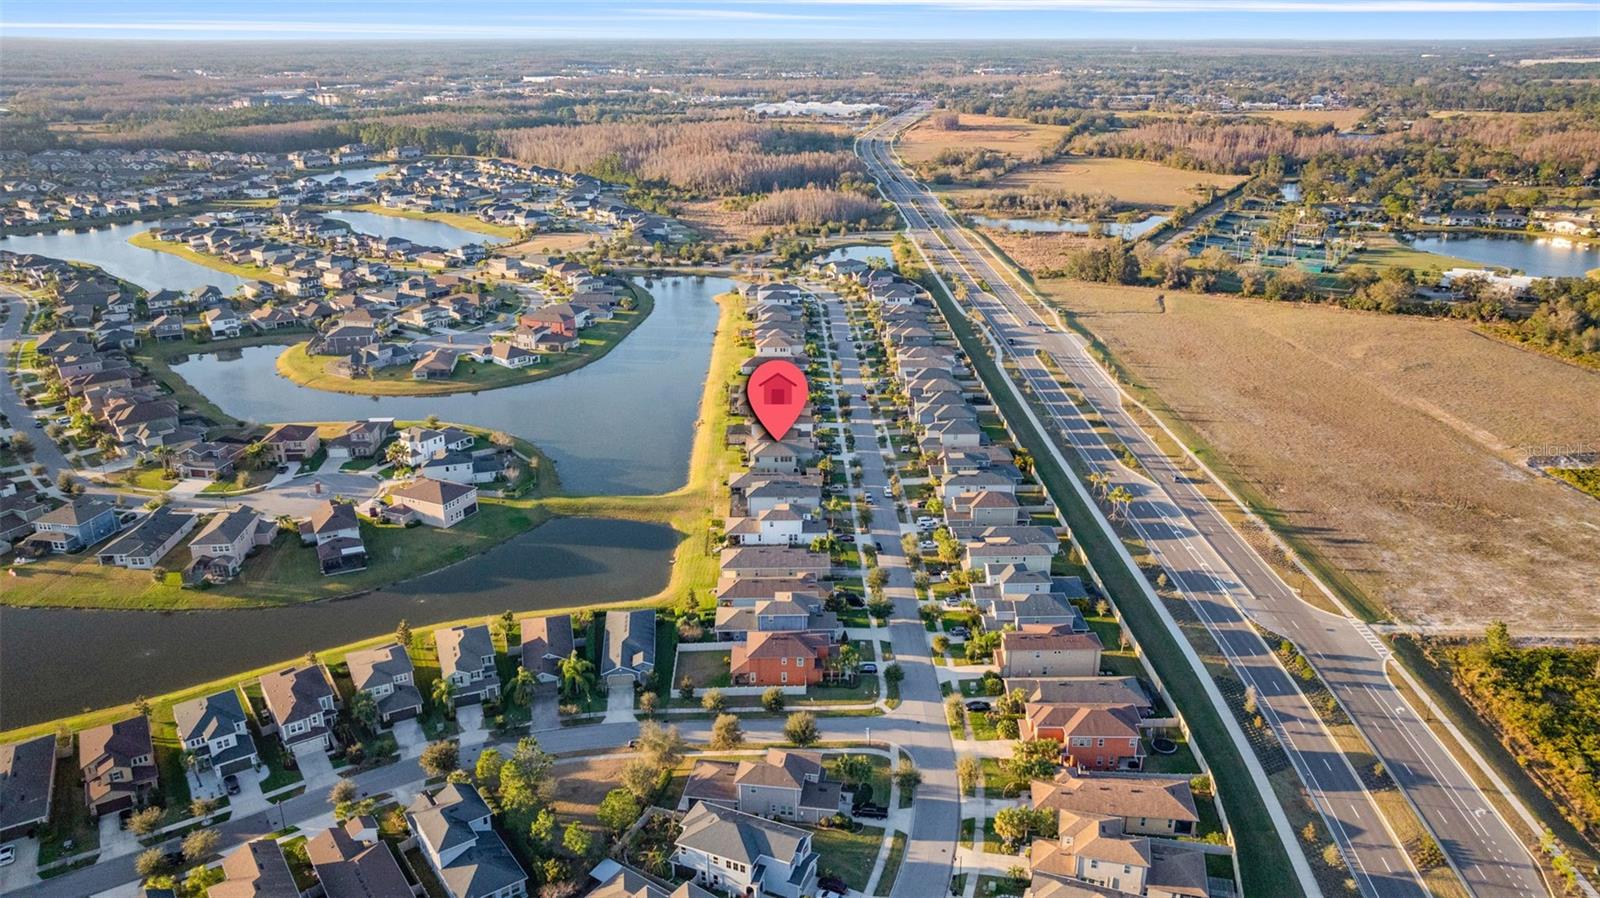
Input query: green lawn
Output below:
<box><xmin>123</xmin><ymin>465</ymin><xmax>178</xmax><ymax>491</ymax></box>
<box><xmin>813</xmin><ymin>824</ymin><xmax>886</xmax><ymax>892</ymax></box>
<box><xmin>37</xmin><ymin>746</ymin><xmax>98</xmax><ymax>864</ymax></box>
<box><xmin>674</xmin><ymin>649</ymin><xmax>732</xmax><ymax>691</ymax></box>
<box><xmin>876</xmin><ymin>831</ymin><xmax>908</xmax><ymax>896</ymax></box>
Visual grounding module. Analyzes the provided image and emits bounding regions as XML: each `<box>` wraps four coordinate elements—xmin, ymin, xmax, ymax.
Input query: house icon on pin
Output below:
<box><xmin>756</xmin><ymin>369</ymin><xmax>797</xmax><ymax>406</ymax></box>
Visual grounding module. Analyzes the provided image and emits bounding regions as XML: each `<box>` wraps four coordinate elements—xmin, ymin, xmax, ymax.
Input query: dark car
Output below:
<box><xmin>163</xmin><ymin>850</ymin><xmax>186</xmax><ymax>868</ymax></box>
<box><xmin>854</xmin><ymin>804</ymin><xmax>889</xmax><ymax>819</ymax></box>
<box><xmin>965</xmin><ymin>700</ymin><xmax>992</xmax><ymax>712</ymax></box>
<box><xmin>224</xmin><ymin>775</ymin><xmax>241</xmax><ymax>795</ymax></box>
<box><xmin>949</xmin><ymin>626</ymin><xmax>971</xmax><ymax>639</ymax></box>
<box><xmin>859</xmin><ymin>662</ymin><xmax>879</xmax><ymax>674</ymax></box>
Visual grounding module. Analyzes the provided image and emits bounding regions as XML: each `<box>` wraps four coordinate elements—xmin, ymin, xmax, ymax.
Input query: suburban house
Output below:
<box><xmin>324</xmin><ymin>418</ymin><xmax>393</xmax><ymax>459</ymax></box>
<box><xmin>345</xmin><ymin>643</ymin><xmax>424</xmax><ymax>725</ymax></box>
<box><xmin>299</xmin><ymin>500</ymin><xmax>368</xmax><ymax>576</ymax></box>
<box><xmin>172</xmin><ymin>689</ymin><xmax>259</xmax><ymax>777</ymax></box>
<box><xmin>718</xmin><ymin>545</ymin><xmax>831</xmax><ymax>580</ymax></box>
<box><xmin>436</xmin><ymin>625</ymin><xmax>501</xmax><ymax>705</ymax></box>
<box><xmin>1028</xmin><ymin>810</ymin><xmax>1208</xmax><ymax>898</ymax></box>
<box><xmin>679</xmin><ymin>749</ymin><xmax>847</xmax><ymax>824</ymax></box>
<box><xmin>202</xmin><ymin>306</ymin><xmax>243</xmax><ymax>339</ymax></box>
<box><xmin>478</xmin><ymin>342</ymin><xmax>540</xmax><ymax>369</ymax></box>
<box><xmin>673</xmin><ymin>801</ymin><xmax>820</xmax><ymax>898</ymax></box>
<box><xmin>263</xmin><ymin>423</ymin><xmax>321</xmax><ymax>463</ymax></box>
<box><xmin>307</xmin><ymin>817</ymin><xmax>414</xmax><ymax>898</ymax></box>
<box><xmin>259</xmin><ymin>664</ymin><xmax>339</xmax><ymax>753</ymax></box>
<box><xmin>386</xmin><ymin>478</ymin><xmax>479</xmax><ymax>528</ymax></box>
<box><xmin>0</xmin><ymin>735</ymin><xmax>57</xmax><ymax>842</ymax></box>
<box><xmin>184</xmin><ymin>506</ymin><xmax>265</xmax><ymax>577</ymax></box>
<box><xmin>1032</xmin><ymin>772</ymin><xmax>1199</xmax><ymax>837</ymax></box>
<box><xmin>78</xmin><ymin>715</ymin><xmax>159</xmax><ymax>819</ymax></box>
<box><xmin>396</xmin><ymin>425</ymin><xmax>474</xmax><ymax>465</ymax></box>
<box><xmin>172</xmin><ymin>440</ymin><xmax>248</xmax><ymax>480</ymax></box>
<box><xmin>1022</xmin><ymin>702</ymin><xmax>1146</xmax><ymax>770</ymax></box>
<box><xmin>589</xmin><ymin>863</ymin><xmax>717</xmax><ymax>898</ymax></box>
<box><xmin>96</xmin><ymin>505</ymin><xmax>196</xmax><ymax>569</ymax></box>
<box><xmin>518</xmin><ymin>614</ymin><xmax>575</xmax><ymax>689</ymax></box>
<box><xmin>713</xmin><ymin>594</ymin><xmax>841</xmax><ymax>643</ymax></box>
<box><xmin>997</xmin><ymin>627</ymin><xmax>1104</xmax><ymax>679</ymax></box>
<box><xmin>209</xmin><ymin>838</ymin><xmax>299</xmax><ymax>898</ymax></box>
<box><xmin>601</xmin><ymin>609</ymin><xmax>656</xmax><ymax>686</ymax></box>
<box><xmin>730</xmin><ymin>631</ymin><xmax>831</xmax><ymax>687</ymax></box>
<box><xmin>406</xmin><ymin>783</ymin><xmax>529</xmax><ymax>898</ymax></box>
<box><xmin>25</xmin><ymin>496</ymin><xmax>120</xmax><ymax>553</ymax></box>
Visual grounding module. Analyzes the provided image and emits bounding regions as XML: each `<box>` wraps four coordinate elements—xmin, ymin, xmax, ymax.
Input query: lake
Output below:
<box><xmin>0</xmin><ymin>516</ymin><xmax>677</xmax><ymax>728</ymax></box>
<box><xmin>814</xmin><ymin>243</ymin><xmax>896</xmax><ymax>269</ymax></box>
<box><xmin>1405</xmin><ymin>233</ymin><xmax>1600</xmax><ymax>278</ymax></box>
<box><xmin>971</xmin><ymin>213</ymin><xmax>1169</xmax><ymax>240</ymax></box>
<box><xmin>170</xmin><ymin>274</ymin><xmax>731</xmax><ymax>495</ymax></box>
<box><xmin>328</xmin><ymin>209</ymin><xmax>501</xmax><ymax>249</ymax></box>
<box><xmin>0</xmin><ymin>219</ymin><xmax>255</xmax><ymax>294</ymax></box>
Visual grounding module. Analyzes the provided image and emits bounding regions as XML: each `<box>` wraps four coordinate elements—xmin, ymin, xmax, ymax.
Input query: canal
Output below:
<box><xmin>0</xmin><ymin>516</ymin><xmax>677</xmax><ymax>728</ymax></box>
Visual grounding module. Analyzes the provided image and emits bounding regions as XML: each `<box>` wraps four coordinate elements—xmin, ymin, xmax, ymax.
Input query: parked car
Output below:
<box><xmin>949</xmin><ymin>626</ymin><xmax>971</xmax><ymax>639</ymax></box>
<box><xmin>965</xmin><ymin>700</ymin><xmax>992</xmax><ymax>712</ymax></box>
<box><xmin>882</xmin><ymin>486</ymin><xmax>893</xmax><ymax>498</ymax></box>
<box><xmin>919</xmin><ymin>541</ymin><xmax>937</xmax><ymax>552</ymax></box>
<box><xmin>855</xmin><ymin>804</ymin><xmax>889</xmax><ymax>819</ymax></box>
<box><xmin>224</xmin><ymin>775</ymin><xmax>241</xmax><ymax>796</ymax></box>
<box><xmin>0</xmin><ymin>844</ymin><xmax>15</xmax><ymax>867</ymax></box>
<box><xmin>859</xmin><ymin>662</ymin><xmax>879</xmax><ymax>674</ymax></box>
<box><xmin>916</xmin><ymin>516</ymin><xmax>938</xmax><ymax>528</ymax></box>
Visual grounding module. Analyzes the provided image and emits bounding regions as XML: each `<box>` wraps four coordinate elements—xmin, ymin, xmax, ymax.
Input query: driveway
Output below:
<box><xmin>227</xmin><ymin>768</ymin><xmax>269</xmax><ymax>817</ymax></box>
<box><xmin>530</xmin><ymin>693</ymin><xmax>560</xmax><ymax>731</ymax></box>
<box><xmin>602</xmin><ymin>676</ymin><xmax>637</xmax><ymax>724</ymax></box>
<box><xmin>0</xmin><ymin>837</ymin><xmax>39</xmax><ymax>893</ymax></box>
<box><xmin>455</xmin><ymin>705</ymin><xmax>485</xmax><ymax>745</ymax></box>
<box><xmin>96</xmin><ymin>814</ymin><xmax>140</xmax><ymax>861</ymax></box>
<box><xmin>392</xmin><ymin>719</ymin><xmax>426</xmax><ymax>757</ymax></box>
<box><xmin>290</xmin><ymin>742</ymin><xmax>337</xmax><ymax>789</ymax></box>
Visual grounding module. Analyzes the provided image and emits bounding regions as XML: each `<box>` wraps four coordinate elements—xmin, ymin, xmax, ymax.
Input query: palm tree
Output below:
<box><xmin>431</xmin><ymin>677</ymin><xmax>457</xmax><ymax>719</ymax></box>
<box><xmin>1088</xmin><ymin>471</ymin><xmax>1111</xmax><ymax>498</ymax></box>
<box><xmin>348</xmin><ymin>690</ymin><xmax>380</xmax><ymax>733</ymax></box>
<box><xmin>151</xmin><ymin>445</ymin><xmax>173</xmax><ymax>475</ymax></box>
<box><xmin>509</xmin><ymin>668</ymin><xmax>535</xmax><ymax>707</ymax></box>
<box><xmin>243</xmin><ymin>441</ymin><xmax>268</xmax><ymax>472</ymax></box>
<box><xmin>1107</xmin><ymin>485</ymin><xmax>1134</xmax><ymax>522</ymax></box>
<box><xmin>559</xmin><ymin>651</ymin><xmax>596</xmax><ymax>702</ymax></box>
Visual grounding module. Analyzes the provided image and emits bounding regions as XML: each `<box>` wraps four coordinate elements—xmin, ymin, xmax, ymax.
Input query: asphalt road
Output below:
<box><xmin>857</xmin><ymin>108</ymin><xmax>1548</xmax><ymax>898</ymax></box>
<box><xmin>1</xmin><ymin>287</ymin><xmax>75</xmax><ymax>477</ymax></box>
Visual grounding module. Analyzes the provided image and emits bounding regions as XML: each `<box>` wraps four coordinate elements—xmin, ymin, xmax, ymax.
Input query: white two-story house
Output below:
<box><xmin>435</xmin><ymin>625</ymin><xmax>501</xmax><ymax>705</ymax></box>
<box><xmin>406</xmin><ymin>783</ymin><xmax>528</xmax><ymax>898</ymax></box>
<box><xmin>673</xmin><ymin>802</ymin><xmax>820</xmax><ymax>898</ymax></box>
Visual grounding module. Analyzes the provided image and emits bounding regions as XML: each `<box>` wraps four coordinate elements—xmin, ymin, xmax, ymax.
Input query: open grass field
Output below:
<box><xmin>1248</xmin><ymin>108</ymin><xmax>1370</xmax><ymax>129</ymax></box>
<box><xmin>504</xmin><ymin>231</ymin><xmax>600</xmax><ymax>256</ymax></box>
<box><xmin>550</xmin><ymin>756</ymin><xmax>629</xmax><ymax>826</ymax></box>
<box><xmin>673</xmin><ymin>198</ymin><xmax>771</xmax><ymax>244</ymax></box>
<box><xmin>274</xmin><ymin>286</ymin><xmax>651</xmax><ymax>396</ymax></box>
<box><xmin>1041</xmin><ymin>280</ymin><xmax>1600</xmax><ymax>632</ymax></box>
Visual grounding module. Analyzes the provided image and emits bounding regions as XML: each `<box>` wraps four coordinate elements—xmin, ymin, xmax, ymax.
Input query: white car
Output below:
<box><xmin>916</xmin><ymin>516</ymin><xmax>938</xmax><ymax>527</ymax></box>
<box><xmin>0</xmin><ymin>844</ymin><xmax>15</xmax><ymax>867</ymax></box>
<box><xmin>882</xmin><ymin>486</ymin><xmax>893</xmax><ymax>498</ymax></box>
<box><xmin>919</xmin><ymin>540</ymin><xmax>938</xmax><ymax>552</ymax></box>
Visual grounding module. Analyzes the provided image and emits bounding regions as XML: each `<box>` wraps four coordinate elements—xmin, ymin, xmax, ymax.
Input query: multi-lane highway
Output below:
<box><xmin>858</xmin><ymin>107</ymin><xmax>1549</xmax><ymax>898</ymax></box>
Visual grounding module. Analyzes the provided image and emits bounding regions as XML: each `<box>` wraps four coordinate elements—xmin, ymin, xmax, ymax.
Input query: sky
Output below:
<box><xmin>0</xmin><ymin>0</ymin><xmax>1595</xmax><ymax>42</ymax></box>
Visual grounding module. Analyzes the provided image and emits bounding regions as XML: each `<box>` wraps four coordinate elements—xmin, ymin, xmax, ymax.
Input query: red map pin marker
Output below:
<box><xmin>748</xmin><ymin>359</ymin><xmax>808</xmax><ymax>441</ymax></box>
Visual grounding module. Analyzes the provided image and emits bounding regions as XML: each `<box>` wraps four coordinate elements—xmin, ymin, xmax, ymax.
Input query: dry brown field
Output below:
<box><xmin>1040</xmin><ymin>280</ymin><xmax>1600</xmax><ymax>633</ymax></box>
<box><xmin>673</xmin><ymin>198</ymin><xmax>769</xmax><ymax>244</ymax></box>
<box><xmin>550</xmin><ymin>757</ymin><xmax>629</xmax><ymax>826</ymax></box>
<box><xmin>897</xmin><ymin>113</ymin><xmax>1070</xmax><ymax>164</ymax></box>
<box><xmin>973</xmin><ymin>225</ymin><xmax>1104</xmax><ymax>274</ymax></box>
<box><xmin>938</xmin><ymin>156</ymin><xmax>1245</xmax><ymax>209</ymax></box>
<box><xmin>506</xmin><ymin>232</ymin><xmax>598</xmax><ymax>256</ymax></box>
<box><xmin>1249</xmin><ymin>108</ymin><xmax>1370</xmax><ymax>129</ymax></box>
